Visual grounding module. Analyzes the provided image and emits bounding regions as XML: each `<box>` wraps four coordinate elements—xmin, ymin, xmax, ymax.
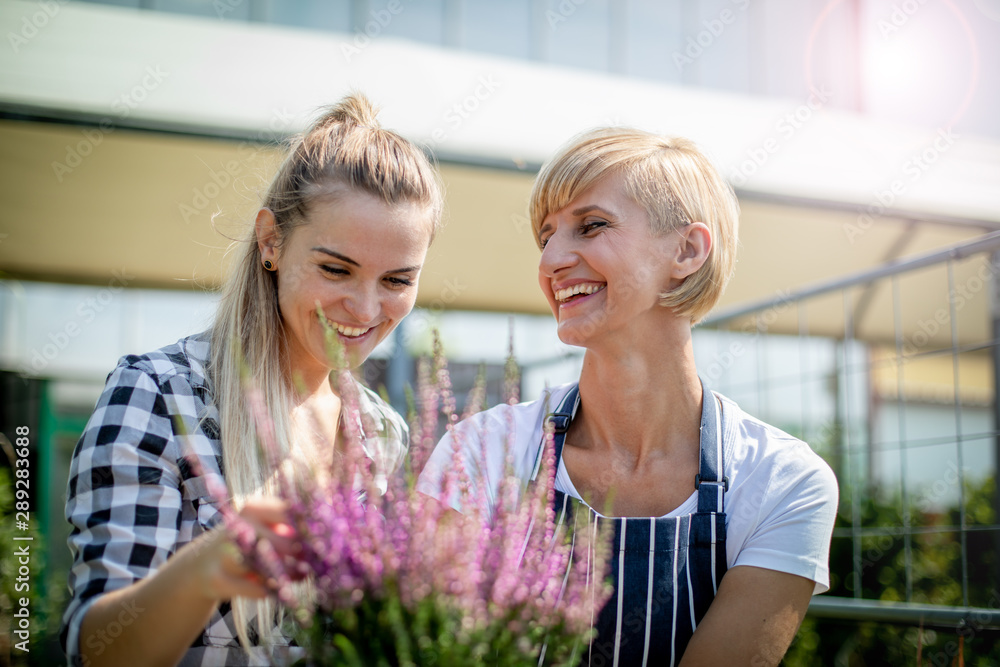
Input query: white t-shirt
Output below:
<box><xmin>417</xmin><ymin>382</ymin><xmax>839</xmax><ymax>594</ymax></box>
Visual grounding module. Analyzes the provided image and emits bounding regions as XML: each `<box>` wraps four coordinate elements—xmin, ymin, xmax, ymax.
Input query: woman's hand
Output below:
<box><xmin>188</xmin><ymin>497</ymin><xmax>301</xmax><ymax>603</ymax></box>
<box><xmin>77</xmin><ymin>497</ymin><xmax>300</xmax><ymax>667</ymax></box>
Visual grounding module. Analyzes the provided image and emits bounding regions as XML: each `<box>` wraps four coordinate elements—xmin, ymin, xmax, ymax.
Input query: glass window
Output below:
<box><xmin>461</xmin><ymin>0</ymin><xmax>532</xmax><ymax>60</ymax></box>
<box><xmin>0</xmin><ymin>281</ymin><xmax>219</xmax><ymax>378</ymax></box>
<box><xmin>73</xmin><ymin>0</ymin><xmax>143</xmax><ymax>9</ymax></box>
<box><xmin>686</xmin><ymin>0</ymin><xmax>752</xmax><ymax>93</ymax></box>
<box><xmin>370</xmin><ymin>0</ymin><xmax>445</xmax><ymax>46</ymax></box>
<box><xmin>752</xmin><ymin>0</ymin><xmax>817</xmax><ymax>100</ymax></box>
<box><xmin>153</xmin><ymin>0</ymin><xmax>249</xmax><ymax>20</ymax></box>
<box><xmin>543</xmin><ymin>0</ymin><xmax>611</xmax><ymax>72</ymax></box>
<box><xmin>266</xmin><ymin>1</ymin><xmax>351</xmax><ymax>33</ymax></box>
<box><xmin>626</xmin><ymin>0</ymin><xmax>685</xmax><ymax>84</ymax></box>
<box><xmin>74</xmin><ymin>0</ymin><xmax>143</xmax><ymax>7</ymax></box>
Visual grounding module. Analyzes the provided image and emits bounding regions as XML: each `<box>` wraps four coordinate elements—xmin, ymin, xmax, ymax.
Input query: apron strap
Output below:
<box><xmin>531</xmin><ymin>380</ymin><xmax>728</xmax><ymax>516</ymax></box>
<box><xmin>695</xmin><ymin>377</ymin><xmax>727</xmax><ymax>514</ymax></box>
<box><xmin>530</xmin><ymin>384</ymin><xmax>579</xmax><ymax>481</ymax></box>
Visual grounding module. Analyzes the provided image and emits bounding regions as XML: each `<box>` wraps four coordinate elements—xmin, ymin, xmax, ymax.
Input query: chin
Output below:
<box><xmin>556</xmin><ymin>322</ymin><xmax>591</xmax><ymax>349</ymax></box>
<box><xmin>344</xmin><ymin>351</ymin><xmax>369</xmax><ymax>371</ymax></box>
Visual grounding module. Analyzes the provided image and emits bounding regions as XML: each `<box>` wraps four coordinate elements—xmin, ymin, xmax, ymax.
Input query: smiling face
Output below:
<box><xmin>537</xmin><ymin>171</ymin><xmax>683</xmax><ymax>348</ymax></box>
<box><xmin>258</xmin><ymin>188</ymin><xmax>433</xmax><ymax>384</ymax></box>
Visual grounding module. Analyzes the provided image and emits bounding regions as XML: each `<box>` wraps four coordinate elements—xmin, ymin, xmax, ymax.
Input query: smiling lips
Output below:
<box><xmin>327</xmin><ymin>320</ymin><xmax>373</xmax><ymax>338</ymax></box>
<box><xmin>554</xmin><ymin>282</ymin><xmax>606</xmax><ymax>303</ymax></box>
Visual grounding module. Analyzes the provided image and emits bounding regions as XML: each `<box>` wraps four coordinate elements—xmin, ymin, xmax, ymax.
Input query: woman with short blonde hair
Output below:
<box><xmin>529</xmin><ymin>127</ymin><xmax>738</xmax><ymax>324</ymax></box>
<box><xmin>421</xmin><ymin>126</ymin><xmax>837</xmax><ymax>666</ymax></box>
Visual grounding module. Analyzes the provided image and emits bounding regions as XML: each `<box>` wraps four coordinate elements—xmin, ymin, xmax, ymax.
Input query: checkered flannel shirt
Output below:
<box><xmin>61</xmin><ymin>331</ymin><xmax>408</xmax><ymax>666</ymax></box>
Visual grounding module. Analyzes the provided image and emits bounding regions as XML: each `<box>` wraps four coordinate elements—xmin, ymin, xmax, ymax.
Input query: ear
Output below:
<box><xmin>669</xmin><ymin>222</ymin><xmax>712</xmax><ymax>281</ymax></box>
<box><xmin>255</xmin><ymin>208</ymin><xmax>279</xmax><ymax>267</ymax></box>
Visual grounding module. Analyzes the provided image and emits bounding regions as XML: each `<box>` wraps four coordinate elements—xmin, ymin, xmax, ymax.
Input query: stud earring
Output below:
<box><xmin>263</xmin><ymin>260</ymin><xmax>275</xmax><ymax>271</ymax></box>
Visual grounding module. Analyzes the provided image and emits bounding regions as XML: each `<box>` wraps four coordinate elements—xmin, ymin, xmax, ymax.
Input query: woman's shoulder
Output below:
<box><xmin>417</xmin><ymin>383</ymin><xmax>578</xmax><ymax>507</ymax></box>
<box><xmin>81</xmin><ymin>331</ymin><xmax>217</xmax><ymax>450</ymax></box>
<box><xmin>712</xmin><ymin>391</ymin><xmax>838</xmax><ymax>591</ymax></box>
<box><xmin>464</xmin><ymin>382</ymin><xmax>577</xmax><ymax>432</ymax></box>
<box><xmin>447</xmin><ymin>382</ymin><xmax>577</xmax><ymax>467</ymax></box>
<box><xmin>714</xmin><ymin>390</ymin><xmax>837</xmax><ymax>491</ymax></box>
<box><xmin>109</xmin><ymin>330</ymin><xmax>213</xmax><ymax>391</ymax></box>
<box><xmin>354</xmin><ymin>381</ymin><xmax>408</xmax><ymax>440</ymax></box>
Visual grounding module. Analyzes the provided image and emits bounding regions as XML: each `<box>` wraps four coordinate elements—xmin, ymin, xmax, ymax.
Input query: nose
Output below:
<box><xmin>343</xmin><ymin>282</ymin><xmax>380</xmax><ymax>323</ymax></box>
<box><xmin>538</xmin><ymin>228</ymin><xmax>578</xmax><ymax>278</ymax></box>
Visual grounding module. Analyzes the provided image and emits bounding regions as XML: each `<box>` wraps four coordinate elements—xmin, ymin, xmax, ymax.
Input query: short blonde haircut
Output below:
<box><xmin>529</xmin><ymin>127</ymin><xmax>739</xmax><ymax>324</ymax></box>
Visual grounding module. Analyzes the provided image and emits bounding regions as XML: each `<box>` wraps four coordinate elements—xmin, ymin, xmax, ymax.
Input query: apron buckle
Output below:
<box><xmin>548</xmin><ymin>413</ymin><xmax>572</xmax><ymax>433</ymax></box>
<box><xmin>694</xmin><ymin>473</ymin><xmax>729</xmax><ymax>492</ymax></box>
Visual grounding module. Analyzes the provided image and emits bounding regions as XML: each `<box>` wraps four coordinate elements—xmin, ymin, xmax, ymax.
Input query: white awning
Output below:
<box><xmin>1</xmin><ymin>0</ymin><xmax>998</xmax><ymax>224</ymax></box>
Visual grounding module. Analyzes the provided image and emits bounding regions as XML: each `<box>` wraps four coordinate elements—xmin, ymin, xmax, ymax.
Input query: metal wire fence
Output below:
<box><xmin>700</xmin><ymin>231</ymin><xmax>1000</xmax><ymax>638</ymax></box>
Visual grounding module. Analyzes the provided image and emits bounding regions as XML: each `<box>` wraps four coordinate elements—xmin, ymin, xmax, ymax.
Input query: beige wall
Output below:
<box><xmin>0</xmin><ymin>118</ymin><xmax>989</xmax><ymax>343</ymax></box>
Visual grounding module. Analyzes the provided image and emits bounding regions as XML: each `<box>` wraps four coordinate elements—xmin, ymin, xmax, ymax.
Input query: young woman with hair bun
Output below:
<box><xmin>61</xmin><ymin>92</ymin><xmax>443</xmax><ymax>666</ymax></box>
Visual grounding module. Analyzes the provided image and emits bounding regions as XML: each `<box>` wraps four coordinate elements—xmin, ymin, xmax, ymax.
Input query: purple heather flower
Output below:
<box><xmin>179</xmin><ymin>332</ymin><xmax>611</xmax><ymax>665</ymax></box>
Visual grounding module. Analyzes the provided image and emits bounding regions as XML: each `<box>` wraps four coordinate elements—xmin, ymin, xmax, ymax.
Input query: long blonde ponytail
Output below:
<box><xmin>209</xmin><ymin>92</ymin><xmax>442</xmax><ymax>648</ymax></box>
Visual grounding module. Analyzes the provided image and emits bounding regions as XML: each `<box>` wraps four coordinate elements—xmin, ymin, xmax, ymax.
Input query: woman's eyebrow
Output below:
<box><xmin>539</xmin><ymin>204</ymin><xmax>618</xmax><ymax>238</ymax></box>
<box><xmin>571</xmin><ymin>204</ymin><xmax>616</xmax><ymax>218</ymax></box>
<box><xmin>312</xmin><ymin>247</ymin><xmax>360</xmax><ymax>266</ymax></box>
<box><xmin>314</xmin><ymin>247</ymin><xmax>421</xmax><ymax>274</ymax></box>
<box><xmin>388</xmin><ymin>265</ymin><xmax>422</xmax><ymax>274</ymax></box>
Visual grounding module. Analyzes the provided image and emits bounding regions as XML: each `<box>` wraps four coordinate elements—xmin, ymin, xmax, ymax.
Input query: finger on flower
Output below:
<box><xmin>241</xmin><ymin>498</ymin><xmax>301</xmax><ymax>557</ymax></box>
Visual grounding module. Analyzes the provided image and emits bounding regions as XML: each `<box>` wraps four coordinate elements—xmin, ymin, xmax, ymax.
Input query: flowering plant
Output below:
<box><xmin>196</xmin><ymin>326</ymin><xmax>611</xmax><ymax>666</ymax></box>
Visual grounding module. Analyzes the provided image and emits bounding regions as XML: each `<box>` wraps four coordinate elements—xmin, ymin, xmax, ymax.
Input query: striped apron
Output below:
<box><xmin>544</xmin><ymin>382</ymin><xmax>728</xmax><ymax>667</ymax></box>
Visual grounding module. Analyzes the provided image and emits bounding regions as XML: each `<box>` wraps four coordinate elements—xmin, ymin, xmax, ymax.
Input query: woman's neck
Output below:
<box><xmin>575</xmin><ymin>318</ymin><xmax>703</xmax><ymax>463</ymax></box>
<box><xmin>284</xmin><ymin>358</ymin><xmax>339</xmax><ymax>404</ymax></box>
<box><xmin>287</xmin><ymin>371</ymin><xmax>343</xmax><ymax>472</ymax></box>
